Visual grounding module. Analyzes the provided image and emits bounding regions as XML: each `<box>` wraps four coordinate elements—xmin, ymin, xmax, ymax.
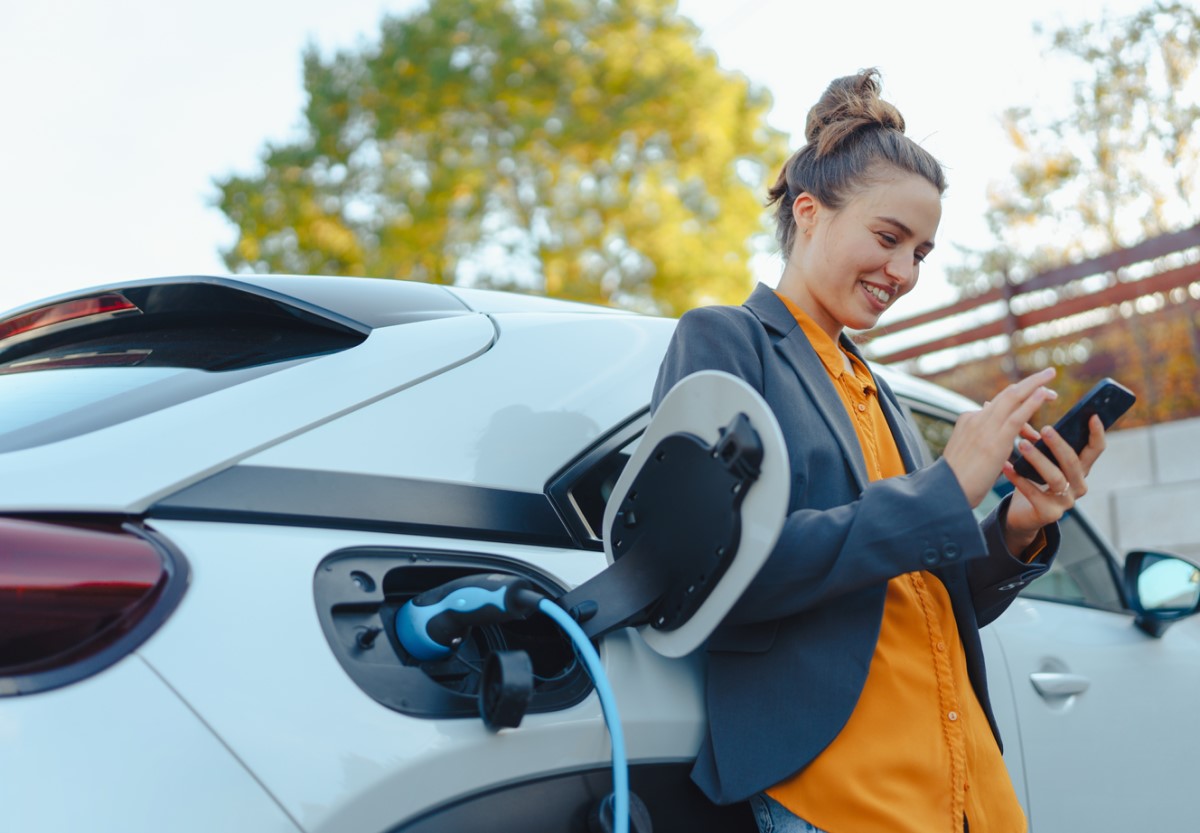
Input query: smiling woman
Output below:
<box><xmin>650</xmin><ymin>67</ymin><xmax>1113</xmax><ymax>833</ymax></box>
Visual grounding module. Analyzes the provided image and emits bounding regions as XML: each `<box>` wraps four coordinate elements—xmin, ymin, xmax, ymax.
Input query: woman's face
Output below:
<box><xmin>787</xmin><ymin>168</ymin><xmax>942</xmax><ymax>339</ymax></box>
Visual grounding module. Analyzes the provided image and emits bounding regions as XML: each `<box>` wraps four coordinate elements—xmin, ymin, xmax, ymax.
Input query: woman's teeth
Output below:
<box><xmin>864</xmin><ymin>283</ymin><xmax>891</xmax><ymax>303</ymax></box>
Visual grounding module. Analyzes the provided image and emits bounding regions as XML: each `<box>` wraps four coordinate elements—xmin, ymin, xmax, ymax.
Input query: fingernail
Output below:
<box><xmin>1042</xmin><ymin>387</ymin><xmax>1058</xmax><ymax>399</ymax></box>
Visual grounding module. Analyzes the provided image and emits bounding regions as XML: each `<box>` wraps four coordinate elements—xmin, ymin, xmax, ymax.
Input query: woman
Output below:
<box><xmin>651</xmin><ymin>69</ymin><xmax>1107</xmax><ymax>833</ymax></box>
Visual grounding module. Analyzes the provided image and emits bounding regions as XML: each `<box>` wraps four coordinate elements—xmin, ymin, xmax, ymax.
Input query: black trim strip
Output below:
<box><xmin>152</xmin><ymin>465</ymin><xmax>575</xmax><ymax>547</ymax></box>
<box><xmin>392</xmin><ymin>762</ymin><xmax>755</xmax><ymax>832</ymax></box>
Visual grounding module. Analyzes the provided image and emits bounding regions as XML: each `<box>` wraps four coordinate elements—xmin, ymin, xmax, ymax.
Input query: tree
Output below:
<box><xmin>947</xmin><ymin>0</ymin><xmax>1200</xmax><ymax>293</ymax></box>
<box><xmin>930</xmin><ymin>1</ymin><xmax>1200</xmax><ymax>427</ymax></box>
<box><xmin>215</xmin><ymin>0</ymin><xmax>787</xmax><ymax>314</ymax></box>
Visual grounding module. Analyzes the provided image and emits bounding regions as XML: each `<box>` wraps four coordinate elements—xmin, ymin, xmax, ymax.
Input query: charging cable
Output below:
<box><xmin>395</xmin><ymin>574</ymin><xmax>629</xmax><ymax>833</ymax></box>
<box><xmin>536</xmin><ymin>597</ymin><xmax>628</xmax><ymax>833</ymax></box>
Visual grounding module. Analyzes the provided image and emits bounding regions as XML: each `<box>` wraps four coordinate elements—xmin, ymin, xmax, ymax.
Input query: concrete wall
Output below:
<box><xmin>1076</xmin><ymin>415</ymin><xmax>1200</xmax><ymax>562</ymax></box>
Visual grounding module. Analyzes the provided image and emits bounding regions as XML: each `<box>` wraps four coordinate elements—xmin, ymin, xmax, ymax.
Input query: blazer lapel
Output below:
<box><xmin>744</xmin><ymin>285</ymin><xmax>870</xmax><ymax>492</ymax></box>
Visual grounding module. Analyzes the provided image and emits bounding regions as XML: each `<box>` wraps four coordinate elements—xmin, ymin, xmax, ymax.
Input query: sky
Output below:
<box><xmin>0</xmin><ymin>0</ymin><xmax>1153</xmax><ymax>319</ymax></box>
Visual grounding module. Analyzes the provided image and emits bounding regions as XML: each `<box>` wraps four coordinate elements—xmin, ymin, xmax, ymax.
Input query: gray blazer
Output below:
<box><xmin>651</xmin><ymin>284</ymin><xmax>1057</xmax><ymax>805</ymax></box>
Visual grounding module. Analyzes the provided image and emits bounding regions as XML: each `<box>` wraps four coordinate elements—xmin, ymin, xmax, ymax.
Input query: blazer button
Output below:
<box><xmin>921</xmin><ymin>548</ymin><xmax>940</xmax><ymax>566</ymax></box>
<box><xmin>943</xmin><ymin>543</ymin><xmax>960</xmax><ymax>560</ymax></box>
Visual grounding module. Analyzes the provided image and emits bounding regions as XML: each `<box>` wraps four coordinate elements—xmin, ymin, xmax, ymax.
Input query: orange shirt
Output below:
<box><xmin>766</xmin><ymin>292</ymin><xmax>1026</xmax><ymax>833</ymax></box>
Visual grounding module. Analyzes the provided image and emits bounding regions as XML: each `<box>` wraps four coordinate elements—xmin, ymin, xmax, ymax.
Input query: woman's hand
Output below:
<box><xmin>999</xmin><ymin>414</ymin><xmax>1107</xmax><ymax>553</ymax></box>
<box><xmin>942</xmin><ymin>367</ymin><xmax>1059</xmax><ymax>508</ymax></box>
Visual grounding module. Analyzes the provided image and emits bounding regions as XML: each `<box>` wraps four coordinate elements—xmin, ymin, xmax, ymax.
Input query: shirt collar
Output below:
<box><xmin>773</xmin><ymin>290</ymin><xmax>876</xmax><ymax>392</ymax></box>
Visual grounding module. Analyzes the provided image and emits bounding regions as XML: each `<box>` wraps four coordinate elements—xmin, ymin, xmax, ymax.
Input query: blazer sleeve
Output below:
<box><xmin>970</xmin><ymin>495</ymin><xmax>1060</xmax><ymax>627</ymax></box>
<box><xmin>724</xmin><ymin>459</ymin><xmax>991</xmax><ymax>625</ymax></box>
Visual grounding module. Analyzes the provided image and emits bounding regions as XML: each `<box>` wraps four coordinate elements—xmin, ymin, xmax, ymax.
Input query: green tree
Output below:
<box><xmin>947</xmin><ymin>0</ymin><xmax>1200</xmax><ymax>294</ymax></box>
<box><xmin>215</xmin><ymin>0</ymin><xmax>787</xmax><ymax>314</ymax></box>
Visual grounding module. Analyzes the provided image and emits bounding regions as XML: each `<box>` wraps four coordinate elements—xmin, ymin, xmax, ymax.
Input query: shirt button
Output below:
<box><xmin>948</xmin><ymin>711</ymin><xmax>959</xmax><ymax>721</ymax></box>
<box><xmin>937</xmin><ymin>641</ymin><xmax>946</xmax><ymax>652</ymax></box>
<box><xmin>857</xmin><ymin>403</ymin><xmax>866</xmax><ymax>412</ymax></box>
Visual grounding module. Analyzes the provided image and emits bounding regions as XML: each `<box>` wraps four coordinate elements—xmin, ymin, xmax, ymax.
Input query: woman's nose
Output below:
<box><xmin>884</xmin><ymin>252</ymin><xmax>916</xmax><ymax>285</ymax></box>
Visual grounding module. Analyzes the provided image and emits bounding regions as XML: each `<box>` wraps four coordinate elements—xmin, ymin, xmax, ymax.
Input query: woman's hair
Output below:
<box><xmin>767</xmin><ymin>68</ymin><xmax>947</xmax><ymax>258</ymax></box>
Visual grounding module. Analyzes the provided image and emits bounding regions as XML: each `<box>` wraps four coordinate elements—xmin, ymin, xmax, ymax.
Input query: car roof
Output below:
<box><xmin>871</xmin><ymin>361</ymin><xmax>980</xmax><ymax>415</ymax></box>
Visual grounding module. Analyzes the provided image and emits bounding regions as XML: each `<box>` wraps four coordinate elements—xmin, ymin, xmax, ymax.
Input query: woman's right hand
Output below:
<box><xmin>941</xmin><ymin>367</ymin><xmax>1059</xmax><ymax>508</ymax></box>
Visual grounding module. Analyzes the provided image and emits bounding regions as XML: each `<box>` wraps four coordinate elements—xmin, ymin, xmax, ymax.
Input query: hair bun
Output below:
<box><xmin>805</xmin><ymin>68</ymin><xmax>905</xmax><ymax>157</ymax></box>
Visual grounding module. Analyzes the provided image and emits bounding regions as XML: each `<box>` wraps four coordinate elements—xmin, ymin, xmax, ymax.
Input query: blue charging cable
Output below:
<box><xmin>394</xmin><ymin>575</ymin><xmax>629</xmax><ymax>833</ymax></box>
<box><xmin>536</xmin><ymin>597</ymin><xmax>629</xmax><ymax>833</ymax></box>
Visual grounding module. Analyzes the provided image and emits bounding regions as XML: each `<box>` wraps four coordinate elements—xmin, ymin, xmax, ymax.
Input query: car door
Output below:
<box><xmin>907</xmin><ymin>402</ymin><xmax>1200</xmax><ymax>833</ymax></box>
<box><xmin>985</xmin><ymin>516</ymin><xmax>1200</xmax><ymax>833</ymax></box>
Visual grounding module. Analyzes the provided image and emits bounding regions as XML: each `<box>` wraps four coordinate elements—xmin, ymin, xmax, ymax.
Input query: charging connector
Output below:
<box><xmin>394</xmin><ymin>574</ymin><xmax>631</xmax><ymax>833</ymax></box>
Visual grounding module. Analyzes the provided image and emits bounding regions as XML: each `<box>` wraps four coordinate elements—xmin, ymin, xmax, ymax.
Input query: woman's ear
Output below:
<box><xmin>791</xmin><ymin>192</ymin><xmax>818</xmax><ymax>238</ymax></box>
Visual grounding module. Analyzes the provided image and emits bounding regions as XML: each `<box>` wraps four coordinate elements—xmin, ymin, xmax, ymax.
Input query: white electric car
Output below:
<box><xmin>2</xmin><ymin>275</ymin><xmax>1198</xmax><ymax>833</ymax></box>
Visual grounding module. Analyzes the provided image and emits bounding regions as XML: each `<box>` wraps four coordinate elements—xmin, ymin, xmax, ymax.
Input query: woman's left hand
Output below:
<box><xmin>1000</xmin><ymin>414</ymin><xmax>1107</xmax><ymax>555</ymax></box>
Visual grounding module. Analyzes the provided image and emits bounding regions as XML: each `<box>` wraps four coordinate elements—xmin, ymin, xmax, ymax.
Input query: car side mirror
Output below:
<box><xmin>1124</xmin><ymin>550</ymin><xmax>1200</xmax><ymax>638</ymax></box>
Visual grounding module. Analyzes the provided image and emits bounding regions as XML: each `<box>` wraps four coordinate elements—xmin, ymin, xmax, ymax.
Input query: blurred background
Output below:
<box><xmin>2</xmin><ymin>0</ymin><xmax>1197</xmax><ymax>550</ymax></box>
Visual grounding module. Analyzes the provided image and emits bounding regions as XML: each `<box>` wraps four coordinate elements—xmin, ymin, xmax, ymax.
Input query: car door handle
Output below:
<box><xmin>1030</xmin><ymin>672</ymin><xmax>1091</xmax><ymax>697</ymax></box>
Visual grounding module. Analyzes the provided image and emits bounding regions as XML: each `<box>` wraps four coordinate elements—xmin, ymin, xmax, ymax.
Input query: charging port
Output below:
<box><xmin>314</xmin><ymin>547</ymin><xmax>591</xmax><ymax>718</ymax></box>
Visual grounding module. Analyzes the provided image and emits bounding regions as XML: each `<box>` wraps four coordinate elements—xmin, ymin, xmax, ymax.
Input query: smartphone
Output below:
<box><xmin>1011</xmin><ymin>377</ymin><xmax>1136</xmax><ymax>485</ymax></box>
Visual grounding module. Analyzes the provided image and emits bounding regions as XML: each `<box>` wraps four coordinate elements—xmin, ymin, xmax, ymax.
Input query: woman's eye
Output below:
<box><xmin>878</xmin><ymin>232</ymin><xmax>897</xmax><ymax>246</ymax></box>
<box><xmin>914</xmin><ymin>251</ymin><xmax>928</xmax><ymax>264</ymax></box>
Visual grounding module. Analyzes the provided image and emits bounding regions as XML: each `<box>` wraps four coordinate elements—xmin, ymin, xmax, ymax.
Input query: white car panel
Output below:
<box><xmin>0</xmin><ymin>651</ymin><xmax>301</xmax><ymax>832</ymax></box>
<box><xmin>977</xmin><ymin>626</ymin><xmax>1029</xmax><ymax>815</ymax></box>
<box><xmin>138</xmin><ymin>519</ymin><xmax>704</xmax><ymax>833</ymax></box>
<box><xmin>988</xmin><ymin>596</ymin><xmax>1200</xmax><ymax>831</ymax></box>
<box><xmin>244</xmin><ymin>314</ymin><xmax>674</xmax><ymax>491</ymax></box>
<box><xmin>445</xmin><ymin>285</ymin><xmax>632</xmax><ymax>315</ymax></box>
<box><xmin>0</xmin><ymin>315</ymin><xmax>494</xmax><ymax>512</ymax></box>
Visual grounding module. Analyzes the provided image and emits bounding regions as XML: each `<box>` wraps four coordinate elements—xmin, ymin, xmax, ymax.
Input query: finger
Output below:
<box><xmin>1078</xmin><ymin>414</ymin><xmax>1107</xmax><ymax>470</ymax></box>
<box><xmin>1019</xmin><ymin>423</ymin><xmax>1041</xmax><ymax>443</ymax></box>
<box><xmin>979</xmin><ymin>383</ymin><xmax>1057</xmax><ymax>448</ymax></box>
<box><xmin>1003</xmin><ymin>386</ymin><xmax>1059</xmax><ymax>440</ymax></box>
<box><xmin>1037</xmin><ymin>426</ymin><xmax>1085</xmax><ymax>485</ymax></box>
<box><xmin>1015</xmin><ymin>436</ymin><xmax>1068</xmax><ymax>491</ymax></box>
<box><xmin>1001</xmin><ymin>463</ymin><xmax>1065</xmax><ymax>522</ymax></box>
<box><xmin>991</xmin><ymin>368</ymin><xmax>1057</xmax><ymax>411</ymax></box>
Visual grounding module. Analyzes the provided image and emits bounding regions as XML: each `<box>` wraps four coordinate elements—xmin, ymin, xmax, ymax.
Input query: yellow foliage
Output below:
<box><xmin>215</xmin><ymin>0</ymin><xmax>788</xmax><ymax>313</ymax></box>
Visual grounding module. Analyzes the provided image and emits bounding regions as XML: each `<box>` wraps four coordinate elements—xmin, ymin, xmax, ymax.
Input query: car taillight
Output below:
<box><xmin>0</xmin><ymin>293</ymin><xmax>140</xmax><ymax>343</ymax></box>
<box><xmin>0</xmin><ymin>517</ymin><xmax>187</xmax><ymax>695</ymax></box>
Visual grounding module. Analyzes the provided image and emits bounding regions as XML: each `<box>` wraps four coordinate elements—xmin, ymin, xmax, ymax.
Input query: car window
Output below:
<box><xmin>909</xmin><ymin>409</ymin><xmax>954</xmax><ymax>461</ymax></box>
<box><xmin>0</xmin><ymin>330</ymin><xmax>336</xmax><ymax>453</ymax></box>
<box><xmin>0</xmin><ymin>283</ymin><xmax>371</xmax><ymax>453</ymax></box>
<box><xmin>906</xmin><ymin>402</ymin><xmax>1125</xmax><ymax>613</ymax></box>
<box><xmin>1019</xmin><ymin>512</ymin><xmax>1125</xmax><ymax>611</ymax></box>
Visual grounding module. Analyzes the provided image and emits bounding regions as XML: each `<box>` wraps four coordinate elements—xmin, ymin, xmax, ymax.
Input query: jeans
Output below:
<box><xmin>749</xmin><ymin>794</ymin><xmax>827</xmax><ymax>833</ymax></box>
<box><xmin>749</xmin><ymin>793</ymin><xmax>970</xmax><ymax>833</ymax></box>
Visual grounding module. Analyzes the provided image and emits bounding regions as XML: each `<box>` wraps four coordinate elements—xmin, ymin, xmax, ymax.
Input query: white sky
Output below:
<box><xmin>0</xmin><ymin>0</ymin><xmax>1152</xmax><ymax>318</ymax></box>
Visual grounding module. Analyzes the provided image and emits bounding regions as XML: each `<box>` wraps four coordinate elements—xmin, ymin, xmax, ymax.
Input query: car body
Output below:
<box><xmin>2</xmin><ymin>274</ymin><xmax>1198</xmax><ymax>833</ymax></box>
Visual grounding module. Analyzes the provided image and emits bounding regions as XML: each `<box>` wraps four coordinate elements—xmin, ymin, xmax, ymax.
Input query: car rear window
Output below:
<box><xmin>0</xmin><ymin>283</ymin><xmax>371</xmax><ymax>452</ymax></box>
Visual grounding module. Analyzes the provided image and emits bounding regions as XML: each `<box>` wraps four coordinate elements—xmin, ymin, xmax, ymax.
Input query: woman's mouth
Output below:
<box><xmin>861</xmin><ymin>282</ymin><xmax>892</xmax><ymax>306</ymax></box>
